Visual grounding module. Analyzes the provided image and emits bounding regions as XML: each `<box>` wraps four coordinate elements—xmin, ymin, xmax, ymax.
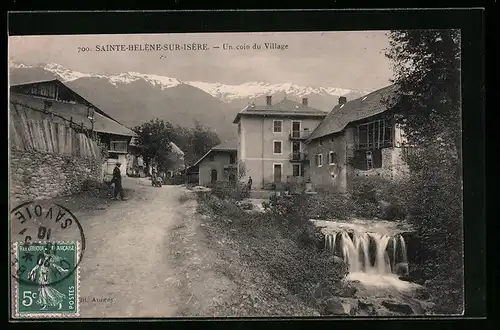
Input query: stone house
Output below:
<box><xmin>191</xmin><ymin>140</ymin><xmax>237</xmax><ymax>186</ymax></box>
<box><xmin>305</xmin><ymin>84</ymin><xmax>409</xmax><ymax>192</ymax></box>
<box><xmin>233</xmin><ymin>96</ymin><xmax>327</xmax><ymax>189</ymax></box>
<box><xmin>10</xmin><ymin>79</ymin><xmax>136</xmax><ymax>180</ymax></box>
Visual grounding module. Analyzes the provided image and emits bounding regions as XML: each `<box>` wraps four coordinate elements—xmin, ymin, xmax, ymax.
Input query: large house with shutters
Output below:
<box><xmin>233</xmin><ymin>96</ymin><xmax>327</xmax><ymax>189</ymax></box>
<box><xmin>10</xmin><ymin>79</ymin><xmax>136</xmax><ymax>179</ymax></box>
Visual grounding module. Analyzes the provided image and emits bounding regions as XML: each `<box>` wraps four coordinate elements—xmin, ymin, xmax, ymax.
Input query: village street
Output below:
<box><xmin>74</xmin><ymin>178</ymin><xmax>234</xmax><ymax>318</ymax></box>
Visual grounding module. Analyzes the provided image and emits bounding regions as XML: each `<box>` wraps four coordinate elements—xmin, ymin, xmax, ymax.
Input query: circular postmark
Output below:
<box><xmin>10</xmin><ymin>201</ymin><xmax>85</xmax><ymax>287</ymax></box>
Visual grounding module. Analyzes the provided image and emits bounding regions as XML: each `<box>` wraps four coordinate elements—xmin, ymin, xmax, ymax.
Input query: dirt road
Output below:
<box><xmin>74</xmin><ymin>178</ymin><xmax>233</xmax><ymax>318</ymax></box>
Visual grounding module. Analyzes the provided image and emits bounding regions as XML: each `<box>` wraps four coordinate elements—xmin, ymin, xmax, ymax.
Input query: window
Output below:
<box><xmin>355</xmin><ymin>118</ymin><xmax>393</xmax><ymax>150</ymax></box>
<box><xmin>292</xmin><ymin>164</ymin><xmax>301</xmax><ymax>177</ymax></box>
<box><xmin>229</xmin><ymin>153</ymin><xmax>236</xmax><ymax>164</ymax></box>
<box><xmin>331</xmin><ymin>135</ymin><xmax>335</xmax><ymax>142</ymax></box>
<box><xmin>316</xmin><ymin>154</ymin><xmax>323</xmax><ymax>167</ymax></box>
<box><xmin>208</xmin><ymin>154</ymin><xmax>215</xmax><ymax>161</ymax></box>
<box><xmin>319</xmin><ymin>139</ymin><xmax>323</xmax><ymax>146</ymax></box>
<box><xmin>110</xmin><ymin>141</ymin><xmax>128</xmax><ymax>152</ymax></box>
<box><xmin>273</xmin><ymin>140</ymin><xmax>283</xmax><ymax>155</ymax></box>
<box><xmin>273</xmin><ymin>120</ymin><xmax>283</xmax><ymax>133</ymax></box>
<box><xmin>352</xmin><ymin>149</ymin><xmax>382</xmax><ymax>170</ymax></box>
<box><xmin>329</xmin><ymin>151</ymin><xmax>338</xmax><ymax>165</ymax></box>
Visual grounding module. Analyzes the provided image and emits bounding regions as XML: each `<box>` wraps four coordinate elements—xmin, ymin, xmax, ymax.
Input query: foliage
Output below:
<box><xmin>95</xmin><ymin>139</ymin><xmax>109</xmax><ymax>161</ymax></box>
<box><xmin>133</xmin><ymin>119</ymin><xmax>173</xmax><ymax>172</ymax></box>
<box><xmin>385</xmin><ymin>29</ymin><xmax>461</xmax><ymax>170</ymax></box>
<box><xmin>170</xmin><ymin>120</ymin><xmax>221</xmax><ymax>167</ymax></box>
<box><xmin>198</xmin><ymin>185</ymin><xmax>348</xmax><ymax>311</ymax></box>
<box><xmin>306</xmin><ymin>193</ymin><xmax>355</xmax><ymax>220</ymax></box>
<box><xmin>207</xmin><ymin>181</ymin><xmax>249</xmax><ymax>201</ymax></box>
<box><xmin>385</xmin><ymin>29</ymin><xmax>463</xmax><ymax>314</ymax></box>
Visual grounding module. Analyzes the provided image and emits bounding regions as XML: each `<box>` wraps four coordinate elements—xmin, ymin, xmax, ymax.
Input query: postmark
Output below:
<box><xmin>10</xmin><ymin>201</ymin><xmax>85</xmax><ymax>287</ymax></box>
<box><xmin>13</xmin><ymin>241</ymin><xmax>80</xmax><ymax>318</ymax></box>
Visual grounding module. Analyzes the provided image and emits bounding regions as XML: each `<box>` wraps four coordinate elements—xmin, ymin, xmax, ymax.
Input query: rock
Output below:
<box><xmin>324</xmin><ymin>299</ymin><xmax>350</xmax><ymax>315</ymax></box>
<box><xmin>398</xmin><ymin>275</ymin><xmax>413</xmax><ymax>283</ymax></box>
<box><xmin>336</xmin><ymin>283</ymin><xmax>357</xmax><ymax>298</ymax></box>
<box><xmin>333</xmin><ymin>256</ymin><xmax>344</xmax><ymax>264</ymax></box>
<box><xmin>381</xmin><ymin>300</ymin><xmax>414</xmax><ymax>315</ymax></box>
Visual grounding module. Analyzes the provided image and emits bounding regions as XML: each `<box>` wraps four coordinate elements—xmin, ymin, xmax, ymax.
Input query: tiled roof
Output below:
<box><xmin>306</xmin><ymin>84</ymin><xmax>398</xmax><ymax>142</ymax></box>
<box><xmin>211</xmin><ymin>139</ymin><xmax>237</xmax><ymax>151</ymax></box>
<box><xmin>10</xmin><ymin>79</ymin><xmax>123</xmax><ymax>124</ymax></box>
<box><xmin>233</xmin><ymin>98</ymin><xmax>326</xmax><ymax>123</ymax></box>
<box><xmin>10</xmin><ymin>92</ymin><xmax>136</xmax><ymax>137</ymax></box>
<box><xmin>192</xmin><ymin>139</ymin><xmax>237</xmax><ymax>167</ymax></box>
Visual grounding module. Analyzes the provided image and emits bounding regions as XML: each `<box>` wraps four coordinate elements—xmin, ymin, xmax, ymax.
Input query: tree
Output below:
<box><xmin>385</xmin><ymin>29</ymin><xmax>463</xmax><ymax>314</ymax></box>
<box><xmin>385</xmin><ymin>29</ymin><xmax>461</xmax><ymax>169</ymax></box>
<box><xmin>133</xmin><ymin>119</ymin><xmax>173</xmax><ymax>173</ymax></box>
<box><xmin>190</xmin><ymin>120</ymin><xmax>221</xmax><ymax>164</ymax></box>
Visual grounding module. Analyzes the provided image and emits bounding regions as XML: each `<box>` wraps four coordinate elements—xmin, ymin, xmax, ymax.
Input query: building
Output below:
<box><xmin>305</xmin><ymin>84</ymin><xmax>408</xmax><ymax>192</ymax></box>
<box><xmin>10</xmin><ymin>79</ymin><xmax>136</xmax><ymax>179</ymax></box>
<box><xmin>233</xmin><ymin>96</ymin><xmax>327</xmax><ymax>189</ymax></box>
<box><xmin>127</xmin><ymin>137</ymin><xmax>185</xmax><ymax>180</ymax></box>
<box><xmin>190</xmin><ymin>140</ymin><xmax>237</xmax><ymax>186</ymax></box>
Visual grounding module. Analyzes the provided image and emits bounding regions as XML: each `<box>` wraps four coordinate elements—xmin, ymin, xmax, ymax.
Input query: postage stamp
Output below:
<box><xmin>13</xmin><ymin>241</ymin><xmax>80</xmax><ymax>318</ymax></box>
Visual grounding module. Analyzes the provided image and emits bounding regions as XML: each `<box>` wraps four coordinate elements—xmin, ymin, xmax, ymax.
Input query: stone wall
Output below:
<box><xmin>10</xmin><ymin>149</ymin><xmax>102</xmax><ymax>204</ymax></box>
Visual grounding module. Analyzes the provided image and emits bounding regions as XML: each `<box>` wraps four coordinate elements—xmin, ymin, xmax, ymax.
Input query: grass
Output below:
<box><xmin>196</xmin><ymin>190</ymin><xmax>348</xmax><ymax>314</ymax></box>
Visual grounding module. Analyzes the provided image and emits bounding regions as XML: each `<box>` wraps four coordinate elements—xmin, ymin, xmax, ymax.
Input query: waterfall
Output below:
<box><xmin>324</xmin><ymin>231</ymin><xmax>409</xmax><ymax>276</ymax></box>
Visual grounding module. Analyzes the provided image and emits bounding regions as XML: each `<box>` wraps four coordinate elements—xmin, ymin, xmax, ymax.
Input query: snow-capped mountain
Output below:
<box><xmin>8</xmin><ymin>61</ymin><xmax>368</xmax><ymax>140</ymax></box>
<box><xmin>9</xmin><ymin>62</ymin><xmax>367</xmax><ymax>104</ymax></box>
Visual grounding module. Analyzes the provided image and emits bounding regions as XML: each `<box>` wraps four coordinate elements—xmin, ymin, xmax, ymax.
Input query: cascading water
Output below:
<box><xmin>324</xmin><ymin>231</ymin><xmax>409</xmax><ymax>277</ymax></box>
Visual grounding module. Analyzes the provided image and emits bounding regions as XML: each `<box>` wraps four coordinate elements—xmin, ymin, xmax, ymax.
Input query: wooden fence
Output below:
<box><xmin>9</xmin><ymin>101</ymin><xmax>101</xmax><ymax>159</ymax></box>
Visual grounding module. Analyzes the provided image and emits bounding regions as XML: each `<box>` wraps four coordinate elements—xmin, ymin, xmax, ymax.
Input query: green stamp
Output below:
<box><xmin>13</xmin><ymin>241</ymin><xmax>80</xmax><ymax>318</ymax></box>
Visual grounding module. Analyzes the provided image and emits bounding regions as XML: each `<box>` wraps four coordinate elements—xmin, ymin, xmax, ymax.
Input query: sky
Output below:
<box><xmin>8</xmin><ymin>31</ymin><xmax>393</xmax><ymax>91</ymax></box>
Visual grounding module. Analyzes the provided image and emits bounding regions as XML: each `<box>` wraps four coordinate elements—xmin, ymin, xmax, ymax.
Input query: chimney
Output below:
<box><xmin>338</xmin><ymin>96</ymin><xmax>347</xmax><ymax>105</ymax></box>
<box><xmin>302</xmin><ymin>97</ymin><xmax>308</xmax><ymax>106</ymax></box>
<box><xmin>266</xmin><ymin>95</ymin><xmax>272</xmax><ymax>106</ymax></box>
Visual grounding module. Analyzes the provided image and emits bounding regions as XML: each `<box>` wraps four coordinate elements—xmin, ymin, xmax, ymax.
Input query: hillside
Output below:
<box><xmin>9</xmin><ymin>62</ymin><xmax>368</xmax><ymax>141</ymax></box>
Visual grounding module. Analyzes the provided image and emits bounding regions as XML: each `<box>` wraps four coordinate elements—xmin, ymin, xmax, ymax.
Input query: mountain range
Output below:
<box><xmin>8</xmin><ymin>62</ymin><xmax>368</xmax><ymax>141</ymax></box>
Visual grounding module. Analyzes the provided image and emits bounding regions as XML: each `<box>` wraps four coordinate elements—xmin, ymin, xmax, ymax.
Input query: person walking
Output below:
<box><xmin>247</xmin><ymin>176</ymin><xmax>253</xmax><ymax>190</ymax></box>
<box><xmin>111</xmin><ymin>162</ymin><xmax>125</xmax><ymax>200</ymax></box>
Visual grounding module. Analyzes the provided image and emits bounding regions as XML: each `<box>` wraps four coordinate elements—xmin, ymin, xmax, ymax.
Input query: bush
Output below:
<box><xmin>348</xmin><ymin>175</ymin><xmax>407</xmax><ymax>219</ymax></box>
<box><xmin>402</xmin><ymin>146</ymin><xmax>463</xmax><ymax>314</ymax></box>
<box><xmin>208</xmin><ymin>181</ymin><xmax>249</xmax><ymax>201</ymax></box>
<box><xmin>199</xmin><ymin>187</ymin><xmax>348</xmax><ymax>311</ymax></box>
<box><xmin>306</xmin><ymin>193</ymin><xmax>354</xmax><ymax>220</ymax></box>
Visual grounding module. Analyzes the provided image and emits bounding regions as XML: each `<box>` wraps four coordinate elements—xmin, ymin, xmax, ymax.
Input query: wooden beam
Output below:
<box><xmin>382</xmin><ymin>119</ymin><xmax>386</xmax><ymax>147</ymax></box>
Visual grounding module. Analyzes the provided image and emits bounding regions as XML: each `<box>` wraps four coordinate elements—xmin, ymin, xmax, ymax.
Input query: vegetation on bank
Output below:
<box><xmin>196</xmin><ymin>185</ymin><xmax>349</xmax><ymax>314</ymax></box>
<box><xmin>384</xmin><ymin>29</ymin><xmax>463</xmax><ymax>314</ymax></box>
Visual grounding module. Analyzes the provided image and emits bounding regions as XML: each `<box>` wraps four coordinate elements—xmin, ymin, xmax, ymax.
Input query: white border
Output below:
<box><xmin>290</xmin><ymin>120</ymin><xmax>302</xmax><ymax>138</ymax></box>
<box><xmin>272</xmin><ymin>162</ymin><xmax>283</xmax><ymax>182</ymax></box>
<box><xmin>272</xmin><ymin>119</ymin><xmax>283</xmax><ymax>135</ymax></box>
<box><xmin>272</xmin><ymin>140</ymin><xmax>283</xmax><ymax>155</ymax></box>
<box><xmin>317</xmin><ymin>153</ymin><xmax>323</xmax><ymax>167</ymax></box>
<box><xmin>13</xmin><ymin>241</ymin><xmax>81</xmax><ymax>319</ymax></box>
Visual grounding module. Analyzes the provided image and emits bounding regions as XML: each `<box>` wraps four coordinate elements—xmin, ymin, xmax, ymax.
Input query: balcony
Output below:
<box><xmin>289</xmin><ymin>129</ymin><xmax>311</xmax><ymax>140</ymax></box>
<box><xmin>108</xmin><ymin>141</ymin><xmax>128</xmax><ymax>154</ymax></box>
<box><xmin>290</xmin><ymin>152</ymin><xmax>308</xmax><ymax>163</ymax></box>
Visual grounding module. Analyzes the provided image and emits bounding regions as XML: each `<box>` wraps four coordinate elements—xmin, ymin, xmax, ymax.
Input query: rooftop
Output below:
<box><xmin>306</xmin><ymin>84</ymin><xmax>398</xmax><ymax>142</ymax></box>
<box><xmin>233</xmin><ymin>98</ymin><xmax>327</xmax><ymax>123</ymax></box>
<box><xmin>10</xmin><ymin>92</ymin><xmax>136</xmax><ymax>137</ymax></box>
<box><xmin>192</xmin><ymin>139</ymin><xmax>237</xmax><ymax>167</ymax></box>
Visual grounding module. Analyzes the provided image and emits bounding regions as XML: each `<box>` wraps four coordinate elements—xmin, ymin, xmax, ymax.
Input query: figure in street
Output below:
<box><xmin>111</xmin><ymin>162</ymin><xmax>125</xmax><ymax>200</ymax></box>
<box><xmin>247</xmin><ymin>176</ymin><xmax>253</xmax><ymax>190</ymax></box>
